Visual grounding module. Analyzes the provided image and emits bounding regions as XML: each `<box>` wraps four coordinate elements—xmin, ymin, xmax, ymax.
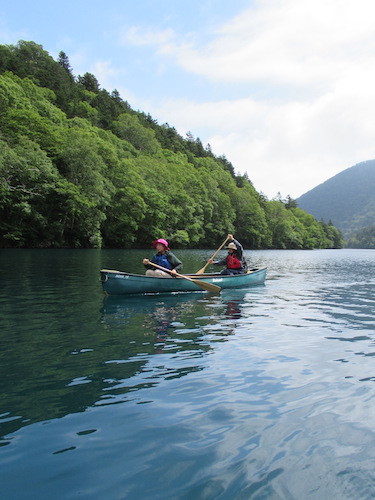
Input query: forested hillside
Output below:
<box><xmin>0</xmin><ymin>41</ymin><xmax>343</xmax><ymax>249</ymax></box>
<box><xmin>297</xmin><ymin>160</ymin><xmax>375</xmax><ymax>242</ymax></box>
<box><xmin>346</xmin><ymin>225</ymin><xmax>375</xmax><ymax>249</ymax></box>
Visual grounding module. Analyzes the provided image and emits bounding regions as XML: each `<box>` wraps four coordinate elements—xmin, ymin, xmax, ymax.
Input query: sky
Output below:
<box><xmin>1</xmin><ymin>0</ymin><xmax>375</xmax><ymax>199</ymax></box>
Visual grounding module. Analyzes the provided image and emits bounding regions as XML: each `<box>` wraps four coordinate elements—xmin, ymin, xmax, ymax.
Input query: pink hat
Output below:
<box><xmin>152</xmin><ymin>238</ymin><xmax>170</xmax><ymax>250</ymax></box>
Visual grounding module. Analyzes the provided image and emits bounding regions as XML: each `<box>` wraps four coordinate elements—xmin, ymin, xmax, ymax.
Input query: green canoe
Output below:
<box><xmin>100</xmin><ymin>267</ymin><xmax>267</xmax><ymax>295</ymax></box>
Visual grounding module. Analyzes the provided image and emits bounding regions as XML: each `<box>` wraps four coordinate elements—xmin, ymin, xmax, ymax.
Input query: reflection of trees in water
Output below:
<box><xmin>1</xmin><ymin>291</ymin><xmax>252</xmax><ymax>441</ymax></box>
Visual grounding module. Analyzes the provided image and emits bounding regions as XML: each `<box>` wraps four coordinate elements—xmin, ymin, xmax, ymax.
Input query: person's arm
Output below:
<box><xmin>232</xmin><ymin>239</ymin><xmax>248</xmax><ymax>269</ymax></box>
<box><xmin>209</xmin><ymin>257</ymin><xmax>227</xmax><ymax>266</ymax></box>
<box><xmin>142</xmin><ymin>257</ymin><xmax>154</xmax><ymax>269</ymax></box>
<box><xmin>232</xmin><ymin>239</ymin><xmax>243</xmax><ymax>259</ymax></box>
<box><xmin>167</xmin><ymin>252</ymin><xmax>183</xmax><ymax>273</ymax></box>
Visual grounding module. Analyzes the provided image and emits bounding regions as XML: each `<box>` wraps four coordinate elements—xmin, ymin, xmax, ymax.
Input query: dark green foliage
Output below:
<box><xmin>57</xmin><ymin>51</ymin><xmax>72</xmax><ymax>73</ymax></box>
<box><xmin>0</xmin><ymin>40</ymin><xmax>343</xmax><ymax>250</ymax></box>
<box><xmin>4</xmin><ymin>41</ymin><xmax>78</xmax><ymax>114</ymax></box>
<box><xmin>77</xmin><ymin>72</ymin><xmax>100</xmax><ymax>93</ymax></box>
<box><xmin>284</xmin><ymin>195</ymin><xmax>298</xmax><ymax>209</ymax></box>
<box><xmin>347</xmin><ymin>225</ymin><xmax>375</xmax><ymax>249</ymax></box>
<box><xmin>0</xmin><ymin>45</ymin><xmax>13</xmax><ymax>73</ymax></box>
<box><xmin>0</xmin><ymin>137</ymin><xmax>58</xmax><ymax>246</ymax></box>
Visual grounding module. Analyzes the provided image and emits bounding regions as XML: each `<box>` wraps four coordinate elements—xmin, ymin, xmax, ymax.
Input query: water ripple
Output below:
<box><xmin>1</xmin><ymin>249</ymin><xmax>375</xmax><ymax>499</ymax></box>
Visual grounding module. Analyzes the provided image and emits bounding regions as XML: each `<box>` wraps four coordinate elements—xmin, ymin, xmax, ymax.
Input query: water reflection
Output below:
<box><xmin>1</xmin><ymin>289</ymin><xmax>257</xmax><ymax>440</ymax></box>
<box><xmin>100</xmin><ymin>293</ymin><xmax>208</xmax><ymax>360</ymax></box>
<box><xmin>101</xmin><ymin>289</ymin><xmax>252</xmax><ymax>338</ymax></box>
<box><xmin>3</xmin><ymin>249</ymin><xmax>375</xmax><ymax>499</ymax></box>
<box><xmin>95</xmin><ymin>291</ymin><xmax>255</xmax><ymax>408</ymax></box>
<box><xmin>223</xmin><ymin>297</ymin><xmax>243</xmax><ymax>319</ymax></box>
<box><xmin>101</xmin><ymin>293</ymin><xmax>199</xmax><ymax>326</ymax></box>
<box><xmin>98</xmin><ymin>291</ymin><xmax>249</xmax><ymax>390</ymax></box>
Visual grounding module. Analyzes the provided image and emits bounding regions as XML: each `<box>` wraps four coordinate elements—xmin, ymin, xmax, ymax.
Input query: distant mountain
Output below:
<box><xmin>297</xmin><ymin>160</ymin><xmax>375</xmax><ymax>239</ymax></box>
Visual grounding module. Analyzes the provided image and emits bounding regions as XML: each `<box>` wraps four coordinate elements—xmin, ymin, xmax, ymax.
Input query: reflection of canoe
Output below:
<box><xmin>101</xmin><ymin>292</ymin><xmax>199</xmax><ymax>316</ymax></box>
<box><xmin>100</xmin><ymin>268</ymin><xmax>267</xmax><ymax>296</ymax></box>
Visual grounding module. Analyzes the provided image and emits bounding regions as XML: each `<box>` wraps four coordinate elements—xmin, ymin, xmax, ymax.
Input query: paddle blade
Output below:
<box><xmin>196</xmin><ymin>236</ymin><xmax>230</xmax><ymax>274</ymax></box>
<box><xmin>196</xmin><ymin>263</ymin><xmax>208</xmax><ymax>275</ymax></box>
<box><xmin>191</xmin><ymin>278</ymin><xmax>221</xmax><ymax>294</ymax></box>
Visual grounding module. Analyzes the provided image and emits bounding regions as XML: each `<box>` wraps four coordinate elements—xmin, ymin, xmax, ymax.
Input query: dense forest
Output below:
<box><xmin>0</xmin><ymin>41</ymin><xmax>343</xmax><ymax>249</ymax></box>
<box><xmin>347</xmin><ymin>225</ymin><xmax>375</xmax><ymax>248</ymax></box>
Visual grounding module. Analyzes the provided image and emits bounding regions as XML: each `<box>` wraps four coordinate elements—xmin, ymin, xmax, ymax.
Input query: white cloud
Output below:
<box><xmin>122</xmin><ymin>26</ymin><xmax>176</xmax><ymax>49</ymax></box>
<box><xmin>141</xmin><ymin>86</ymin><xmax>375</xmax><ymax>198</ymax></box>
<box><xmin>125</xmin><ymin>0</ymin><xmax>375</xmax><ymax>88</ymax></box>
<box><xmin>90</xmin><ymin>60</ymin><xmax>119</xmax><ymax>89</ymax></box>
<box><xmin>124</xmin><ymin>0</ymin><xmax>375</xmax><ymax>197</ymax></box>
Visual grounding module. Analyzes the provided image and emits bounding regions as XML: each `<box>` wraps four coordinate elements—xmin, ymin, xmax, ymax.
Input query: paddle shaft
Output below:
<box><xmin>147</xmin><ymin>261</ymin><xmax>221</xmax><ymax>293</ymax></box>
<box><xmin>196</xmin><ymin>236</ymin><xmax>230</xmax><ymax>274</ymax></box>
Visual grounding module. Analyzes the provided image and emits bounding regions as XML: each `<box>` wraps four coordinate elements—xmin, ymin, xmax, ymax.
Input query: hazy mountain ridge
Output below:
<box><xmin>297</xmin><ymin>160</ymin><xmax>375</xmax><ymax>239</ymax></box>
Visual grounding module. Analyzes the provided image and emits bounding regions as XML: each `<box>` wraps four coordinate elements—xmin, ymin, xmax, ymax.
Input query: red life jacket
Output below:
<box><xmin>226</xmin><ymin>254</ymin><xmax>242</xmax><ymax>269</ymax></box>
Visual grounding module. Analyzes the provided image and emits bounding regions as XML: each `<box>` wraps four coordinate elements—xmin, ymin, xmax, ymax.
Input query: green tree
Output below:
<box><xmin>57</xmin><ymin>51</ymin><xmax>73</xmax><ymax>74</ymax></box>
<box><xmin>0</xmin><ymin>40</ymin><xmax>344</xmax><ymax>250</ymax></box>
<box><xmin>0</xmin><ymin>137</ymin><xmax>58</xmax><ymax>247</ymax></box>
<box><xmin>77</xmin><ymin>72</ymin><xmax>100</xmax><ymax>93</ymax></box>
<box><xmin>111</xmin><ymin>113</ymin><xmax>162</xmax><ymax>154</ymax></box>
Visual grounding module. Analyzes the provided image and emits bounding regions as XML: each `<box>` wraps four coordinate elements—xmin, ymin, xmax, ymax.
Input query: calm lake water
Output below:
<box><xmin>1</xmin><ymin>248</ymin><xmax>375</xmax><ymax>499</ymax></box>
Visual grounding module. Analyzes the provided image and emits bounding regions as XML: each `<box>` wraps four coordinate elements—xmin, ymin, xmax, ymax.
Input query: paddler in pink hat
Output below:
<box><xmin>142</xmin><ymin>238</ymin><xmax>183</xmax><ymax>278</ymax></box>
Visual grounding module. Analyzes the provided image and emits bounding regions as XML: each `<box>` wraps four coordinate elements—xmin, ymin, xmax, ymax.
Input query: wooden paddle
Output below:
<box><xmin>196</xmin><ymin>236</ymin><xmax>230</xmax><ymax>274</ymax></box>
<box><xmin>147</xmin><ymin>261</ymin><xmax>221</xmax><ymax>293</ymax></box>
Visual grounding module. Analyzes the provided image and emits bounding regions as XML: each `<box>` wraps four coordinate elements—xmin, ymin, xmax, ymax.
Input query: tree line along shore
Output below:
<box><xmin>0</xmin><ymin>41</ymin><xmax>343</xmax><ymax>249</ymax></box>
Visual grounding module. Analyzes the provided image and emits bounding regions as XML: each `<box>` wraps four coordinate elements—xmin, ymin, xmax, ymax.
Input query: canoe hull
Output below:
<box><xmin>100</xmin><ymin>268</ymin><xmax>267</xmax><ymax>296</ymax></box>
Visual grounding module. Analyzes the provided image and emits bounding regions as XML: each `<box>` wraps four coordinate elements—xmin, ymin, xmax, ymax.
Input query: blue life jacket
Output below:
<box><xmin>152</xmin><ymin>252</ymin><xmax>172</xmax><ymax>269</ymax></box>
